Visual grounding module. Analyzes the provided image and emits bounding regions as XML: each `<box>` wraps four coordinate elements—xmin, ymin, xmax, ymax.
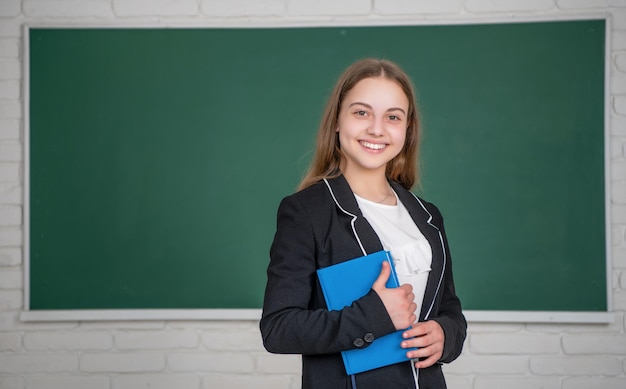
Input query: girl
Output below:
<box><xmin>260</xmin><ymin>58</ymin><xmax>466</xmax><ymax>389</ymax></box>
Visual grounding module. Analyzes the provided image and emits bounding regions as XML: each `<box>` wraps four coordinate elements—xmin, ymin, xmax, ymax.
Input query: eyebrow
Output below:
<box><xmin>348</xmin><ymin>102</ymin><xmax>406</xmax><ymax>115</ymax></box>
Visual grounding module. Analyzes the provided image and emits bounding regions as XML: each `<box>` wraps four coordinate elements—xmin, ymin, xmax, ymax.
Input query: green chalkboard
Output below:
<box><xmin>28</xmin><ymin>20</ymin><xmax>606</xmax><ymax>312</ymax></box>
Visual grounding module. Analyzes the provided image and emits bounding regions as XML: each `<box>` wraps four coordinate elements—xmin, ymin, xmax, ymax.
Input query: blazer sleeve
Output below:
<box><xmin>427</xmin><ymin>204</ymin><xmax>467</xmax><ymax>364</ymax></box>
<box><xmin>260</xmin><ymin>194</ymin><xmax>397</xmax><ymax>355</ymax></box>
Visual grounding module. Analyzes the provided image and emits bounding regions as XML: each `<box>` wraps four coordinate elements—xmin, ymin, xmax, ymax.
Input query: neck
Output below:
<box><xmin>343</xmin><ymin>169</ymin><xmax>395</xmax><ymax>205</ymax></box>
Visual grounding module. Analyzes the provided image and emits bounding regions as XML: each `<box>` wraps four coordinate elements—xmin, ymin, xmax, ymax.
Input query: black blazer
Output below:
<box><xmin>260</xmin><ymin>175</ymin><xmax>466</xmax><ymax>389</ymax></box>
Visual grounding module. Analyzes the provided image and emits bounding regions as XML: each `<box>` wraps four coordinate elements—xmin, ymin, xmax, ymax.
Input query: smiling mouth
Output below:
<box><xmin>360</xmin><ymin>141</ymin><xmax>387</xmax><ymax>150</ymax></box>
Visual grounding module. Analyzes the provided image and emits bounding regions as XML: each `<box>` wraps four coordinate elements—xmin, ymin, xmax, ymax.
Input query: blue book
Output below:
<box><xmin>316</xmin><ymin>250</ymin><xmax>415</xmax><ymax>375</ymax></box>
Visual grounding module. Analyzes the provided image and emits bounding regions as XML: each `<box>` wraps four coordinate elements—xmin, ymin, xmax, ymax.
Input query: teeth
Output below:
<box><xmin>360</xmin><ymin>141</ymin><xmax>386</xmax><ymax>150</ymax></box>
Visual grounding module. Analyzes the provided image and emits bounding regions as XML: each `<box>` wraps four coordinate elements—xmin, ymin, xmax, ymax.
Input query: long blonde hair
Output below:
<box><xmin>298</xmin><ymin>58</ymin><xmax>420</xmax><ymax>191</ymax></box>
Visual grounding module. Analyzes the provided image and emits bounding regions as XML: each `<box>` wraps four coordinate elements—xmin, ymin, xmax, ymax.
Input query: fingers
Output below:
<box><xmin>371</xmin><ymin>261</ymin><xmax>391</xmax><ymax>291</ymax></box>
<box><xmin>414</xmin><ymin>353</ymin><xmax>441</xmax><ymax>369</ymax></box>
<box><xmin>372</xmin><ymin>262</ymin><xmax>418</xmax><ymax>330</ymax></box>
<box><xmin>401</xmin><ymin>320</ymin><xmax>445</xmax><ymax>369</ymax></box>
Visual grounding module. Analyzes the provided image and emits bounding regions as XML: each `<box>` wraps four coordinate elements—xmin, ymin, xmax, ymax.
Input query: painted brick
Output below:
<box><xmin>0</xmin><ymin>59</ymin><xmax>20</xmax><ymax>79</ymax></box>
<box><xmin>0</xmin><ymin>141</ymin><xmax>21</xmax><ymax>162</ymax></box>
<box><xmin>613</xmin><ymin>245</ymin><xmax>626</xmax><ymax>267</ymax></box>
<box><xmin>465</xmin><ymin>0</ymin><xmax>554</xmax><ymax>13</ymax></box>
<box><xmin>201</xmin><ymin>330</ymin><xmax>263</xmax><ymax>351</ymax></box>
<box><xmin>0</xmin><ymin>19</ymin><xmax>21</xmax><ymax>38</ymax></box>
<box><xmin>0</xmin><ymin>0</ymin><xmax>21</xmax><ymax>17</ymax></box>
<box><xmin>614</xmin><ymin>30</ymin><xmax>626</xmax><ymax>53</ymax></box>
<box><xmin>167</xmin><ymin>320</ymin><xmax>250</xmax><ymax>331</ymax></box>
<box><xmin>112</xmin><ymin>0</ymin><xmax>199</xmax><ymax>17</ymax></box>
<box><xmin>0</xmin><ymin>163</ymin><xmax>19</xmax><ymax>182</ymax></box>
<box><xmin>0</xmin><ymin>205</ymin><xmax>22</xmax><ymax>226</ymax></box>
<box><xmin>168</xmin><ymin>352</ymin><xmax>254</xmax><ymax>373</ymax></box>
<box><xmin>200</xmin><ymin>0</ymin><xmax>285</xmax><ymax>17</ymax></box>
<box><xmin>612</xmin><ymin>180</ymin><xmax>626</xmax><ymax>204</ymax></box>
<box><xmin>0</xmin><ymin>268</ymin><xmax>21</xmax><ymax>288</ymax></box>
<box><xmin>113</xmin><ymin>373</ymin><xmax>201</xmax><ymax>389</ymax></box>
<box><xmin>0</xmin><ymin>183</ymin><xmax>21</xmax><ymax>204</ymax></box>
<box><xmin>612</xmin><ymin>9</ymin><xmax>626</xmax><ymax>29</ymax></box>
<box><xmin>468</xmin><ymin>323</ymin><xmax>525</xmax><ymax>333</ymax></box>
<box><xmin>23</xmin><ymin>0</ymin><xmax>113</xmax><ymax>18</ymax></box>
<box><xmin>0</xmin><ymin>289</ymin><xmax>21</xmax><ymax>309</ymax></box>
<box><xmin>0</xmin><ymin>119</ymin><xmax>20</xmax><ymax>140</ymax></box>
<box><xmin>0</xmin><ymin>376</ymin><xmax>23</xmax><ymax>389</ymax></box>
<box><xmin>615</xmin><ymin>95</ymin><xmax>626</xmax><ymax>116</ymax></box>
<box><xmin>0</xmin><ymin>99</ymin><xmax>21</xmax><ymax>118</ymax></box>
<box><xmin>557</xmin><ymin>0</ymin><xmax>609</xmax><ymax>9</ymax></box>
<box><xmin>115</xmin><ymin>329</ymin><xmax>199</xmax><ymax>350</ymax></box>
<box><xmin>0</xmin><ymin>314</ymin><xmax>76</xmax><ymax>331</ymax></box>
<box><xmin>0</xmin><ymin>353</ymin><xmax>78</xmax><ymax>373</ymax></box>
<box><xmin>0</xmin><ymin>80</ymin><xmax>19</xmax><ymax>99</ymax></box>
<box><xmin>611</xmin><ymin>204</ymin><xmax>626</xmax><ymax>224</ymax></box>
<box><xmin>0</xmin><ymin>310</ymin><xmax>19</xmax><ymax>329</ymax></box>
<box><xmin>0</xmin><ymin>331</ymin><xmax>21</xmax><ymax>351</ymax></box>
<box><xmin>0</xmin><ymin>247</ymin><xmax>21</xmax><ymax>266</ymax></box>
<box><xmin>288</xmin><ymin>0</ymin><xmax>370</xmax><ymax>16</ymax></box>
<box><xmin>202</xmin><ymin>373</ymin><xmax>294</xmax><ymax>389</ymax></box>
<box><xmin>81</xmin><ymin>352</ymin><xmax>165</xmax><ymax>373</ymax></box>
<box><xmin>611</xmin><ymin>138</ymin><xmax>626</xmax><ymax>158</ymax></box>
<box><xmin>615</xmin><ymin>150</ymin><xmax>626</xmax><ymax>184</ymax></box>
<box><xmin>530</xmin><ymin>355</ymin><xmax>622</xmax><ymax>375</ymax></box>
<box><xmin>613</xmin><ymin>288</ymin><xmax>626</xmax><ymax>310</ymax></box>
<box><xmin>620</xmin><ymin>270</ymin><xmax>626</xmax><ymax>288</ymax></box>
<box><xmin>0</xmin><ymin>228</ymin><xmax>22</xmax><ymax>246</ymax></box>
<box><xmin>470</xmin><ymin>333</ymin><xmax>561</xmax><ymax>354</ymax></box>
<box><xmin>612</xmin><ymin>74</ymin><xmax>626</xmax><ymax>95</ymax></box>
<box><xmin>611</xmin><ymin>226</ymin><xmax>626</xmax><ymax>249</ymax></box>
<box><xmin>562</xmin><ymin>333</ymin><xmax>626</xmax><ymax>354</ymax></box>
<box><xmin>564</xmin><ymin>377</ymin><xmax>626</xmax><ymax>389</ymax></box>
<box><xmin>256</xmin><ymin>353</ymin><xmax>301</xmax><ymax>374</ymax></box>
<box><xmin>0</xmin><ymin>38</ymin><xmax>19</xmax><ymax>58</ymax></box>
<box><xmin>29</xmin><ymin>375</ymin><xmax>110</xmax><ymax>389</ymax></box>
<box><xmin>444</xmin><ymin>374</ymin><xmax>473</xmax><ymax>389</ymax></box>
<box><xmin>443</xmin><ymin>355</ymin><xmax>528</xmax><ymax>375</ymax></box>
<box><xmin>475</xmin><ymin>376</ymin><xmax>561</xmax><ymax>389</ymax></box>
<box><xmin>617</xmin><ymin>53</ymin><xmax>626</xmax><ymax>72</ymax></box>
<box><xmin>24</xmin><ymin>331</ymin><xmax>112</xmax><ymax>351</ymax></box>
<box><xmin>374</xmin><ymin>0</ymin><xmax>462</xmax><ymax>14</ymax></box>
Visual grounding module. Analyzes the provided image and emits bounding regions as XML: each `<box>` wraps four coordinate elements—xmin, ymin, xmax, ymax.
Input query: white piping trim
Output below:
<box><xmin>323</xmin><ymin>179</ymin><xmax>367</xmax><ymax>256</ymax></box>
<box><xmin>410</xmin><ymin>193</ymin><xmax>446</xmax><ymax>320</ymax></box>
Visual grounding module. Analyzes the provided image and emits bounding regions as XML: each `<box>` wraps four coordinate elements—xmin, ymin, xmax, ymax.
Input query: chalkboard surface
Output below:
<box><xmin>28</xmin><ymin>20</ymin><xmax>606</xmax><ymax>312</ymax></box>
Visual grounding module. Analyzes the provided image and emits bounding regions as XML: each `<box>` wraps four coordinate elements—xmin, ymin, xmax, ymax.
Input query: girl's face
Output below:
<box><xmin>337</xmin><ymin>76</ymin><xmax>409</xmax><ymax>178</ymax></box>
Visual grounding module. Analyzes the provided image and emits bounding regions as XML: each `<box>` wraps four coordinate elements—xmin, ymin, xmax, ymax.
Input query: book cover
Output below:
<box><xmin>316</xmin><ymin>250</ymin><xmax>415</xmax><ymax>375</ymax></box>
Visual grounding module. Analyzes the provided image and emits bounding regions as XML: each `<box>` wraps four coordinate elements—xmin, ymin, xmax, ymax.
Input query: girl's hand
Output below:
<box><xmin>401</xmin><ymin>320</ymin><xmax>445</xmax><ymax>368</ymax></box>
<box><xmin>372</xmin><ymin>261</ymin><xmax>417</xmax><ymax>330</ymax></box>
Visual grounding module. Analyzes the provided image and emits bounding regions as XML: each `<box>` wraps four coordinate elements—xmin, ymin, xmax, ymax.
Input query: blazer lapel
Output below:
<box><xmin>327</xmin><ymin>176</ymin><xmax>445</xmax><ymax>321</ymax></box>
<box><xmin>391</xmin><ymin>182</ymin><xmax>445</xmax><ymax>321</ymax></box>
<box><xmin>325</xmin><ymin>176</ymin><xmax>383</xmax><ymax>255</ymax></box>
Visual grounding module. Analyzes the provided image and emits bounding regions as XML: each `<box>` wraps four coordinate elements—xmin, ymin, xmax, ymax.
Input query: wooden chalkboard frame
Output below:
<box><xmin>21</xmin><ymin>17</ymin><xmax>613</xmax><ymax>323</ymax></box>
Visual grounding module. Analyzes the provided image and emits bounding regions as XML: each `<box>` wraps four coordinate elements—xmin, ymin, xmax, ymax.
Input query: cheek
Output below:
<box><xmin>394</xmin><ymin>128</ymin><xmax>408</xmax><ymax>145</ymax></box>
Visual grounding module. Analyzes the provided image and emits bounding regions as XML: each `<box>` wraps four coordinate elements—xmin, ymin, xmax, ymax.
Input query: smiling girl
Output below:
<box><xmin>260</xmin><ymin>58</ymin><xmax>466</xmax><ymax>389</ymax></box>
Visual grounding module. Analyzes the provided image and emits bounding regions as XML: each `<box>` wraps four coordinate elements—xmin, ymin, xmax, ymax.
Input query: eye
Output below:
<box><xmin>354</xmin><ymin>110</ymin><xmax>368</xmax><ymax>117</ymax></box>
<box><xmin>388</xmin><ymin>114</ymin><xmax>403</xmax><ymax>121</ymax></box>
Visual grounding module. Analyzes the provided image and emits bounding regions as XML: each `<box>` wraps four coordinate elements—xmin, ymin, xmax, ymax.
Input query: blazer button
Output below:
<box><xmin>353</xmin><ymin>338</ymin><xmax>365</xmax><ymax>347</ymax></box>
<box><xmin>364</xmin><ymin>333</ymin><xmax>375</xmax><ymax>343</ymax></box>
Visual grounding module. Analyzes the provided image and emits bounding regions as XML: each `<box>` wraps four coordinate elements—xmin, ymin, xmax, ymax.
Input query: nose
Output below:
<box><xmin>367</xmin><ymin>118</ymin><xmax>384</xmax><ymax>137</ymax></box>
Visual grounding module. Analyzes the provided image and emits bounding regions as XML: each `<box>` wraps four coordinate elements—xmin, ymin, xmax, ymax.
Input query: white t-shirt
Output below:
<box><xmin>354</xmin><ymin>191</ymin><xmax>432</xmax><ymax>320</ymax></box>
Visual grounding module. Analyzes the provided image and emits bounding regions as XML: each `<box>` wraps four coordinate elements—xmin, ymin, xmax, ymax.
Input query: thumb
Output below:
<box><xmin>372</xmin><ymin>261</ymin><xmax>391</xmax><ymax>291</ymax></box>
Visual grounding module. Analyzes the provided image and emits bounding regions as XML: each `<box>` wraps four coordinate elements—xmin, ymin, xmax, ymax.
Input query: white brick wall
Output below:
<box><xmin>0</xmin><ymin>1</ymin><xmax>624</xmax><ymax>388</ymax></box>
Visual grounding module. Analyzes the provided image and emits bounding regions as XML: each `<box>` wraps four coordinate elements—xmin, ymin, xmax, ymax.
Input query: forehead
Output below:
<box><xmin>343</xmin><ymin>77</ymin><xmax>408</xmax><ymax>108</ymax></box>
